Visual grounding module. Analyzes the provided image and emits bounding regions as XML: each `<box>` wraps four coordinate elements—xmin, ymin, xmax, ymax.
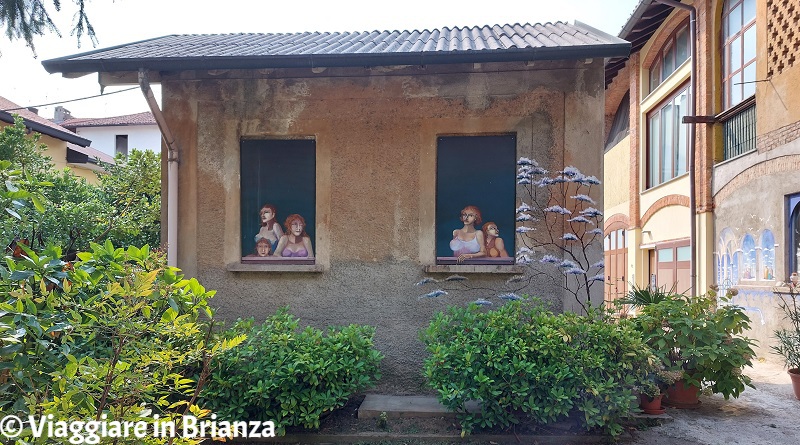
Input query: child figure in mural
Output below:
<box><xmin>244</xmin><ymin>237</ymin><xmax>272</xmax><ymax>258</ymax></box>
<box><xmin>255</xmin><ymin>203</ymin><xmax>284</xmax><ymax>253</ymax></box>
<box><xmin>274</xmin><ymin>214</ymin><xmax>314</xmax><ymax>258</ymax></box>
<box><xmin>482</xmin><ymin>222</ymin><xmax>509</xmax><ymax>258</ymax></box>
<box><xmin>450</xmin><ymin>205</ymin><xmax>486</xmax><ymax>263</ymax></box>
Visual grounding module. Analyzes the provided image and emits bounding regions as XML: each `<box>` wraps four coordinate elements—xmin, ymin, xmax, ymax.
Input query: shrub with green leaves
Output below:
<box><xmin>633</xmin><ymin>289</ymin><xmax>756</xmax><ymax>399</ymax></box>
<box><xmin>201</xmin><ymin>309</ymin><xmax>383</xmax><ymax>435</ymax></box>
<box><xmin>0</xmin><ymin>241</ymin><xmax>242</xmax><ymax>444</ymax></box>
<box><xmin>421</xmin><ymin>300</ymin><xmax>654</xmax><ymax>438</ymax></box>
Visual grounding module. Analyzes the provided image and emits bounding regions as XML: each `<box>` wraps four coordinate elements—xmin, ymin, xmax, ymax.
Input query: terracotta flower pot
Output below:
<box><xmin>639</xmin><ymin>393</ymin><xmax>666</xmax><ymax>415</ymax></box>
<box><xmin>664</xmin><ymin>379</ymin><xmax>701</xmax><ymax>409</ymax></box>
<box><xmin>789</xmin><ymin>368</ymin><xmax>800</xmax><ymax>400</ymax></box>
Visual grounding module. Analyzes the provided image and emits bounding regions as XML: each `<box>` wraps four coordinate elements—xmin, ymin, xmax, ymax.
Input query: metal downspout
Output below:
<box><xmin>138</xmin><ymin>69</ymin><xmax>179</xmax><ymax>267</ymax></box>
<box><xmin>654</xmin><ymin>0</ymin><xmax>697</xmax><ymax>296</ymax></box>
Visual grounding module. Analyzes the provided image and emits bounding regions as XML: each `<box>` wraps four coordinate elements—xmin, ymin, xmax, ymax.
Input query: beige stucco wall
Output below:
<box><xmin>604</xmin><ymin>135</ymin><xmax>630</xmax><ymax>209</ymax></box>
<box><xmin>161</xmin><ymin>60</ymin><xmax>607</xmax><ymax>391</ymax></box>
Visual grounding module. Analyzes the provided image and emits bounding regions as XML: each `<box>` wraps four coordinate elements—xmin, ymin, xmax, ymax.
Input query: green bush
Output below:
<box><xmin>201</xmin><ymin>308</ymin><xmax>383</xmax><ymax>435</ymax></box>
<box><xmin>421</xmin><ymin>300</ymin><xmax>654</xmax><ymax>438</ymax></box>
<box><xmin>0</xmin><ymin>241</ymin><xmax>240</xmax><ymax>444</ymax></box>
<box><xmin>633</xmin><ymin>289</ymin><xmax>756</xmax><ymax>399</ymax></box>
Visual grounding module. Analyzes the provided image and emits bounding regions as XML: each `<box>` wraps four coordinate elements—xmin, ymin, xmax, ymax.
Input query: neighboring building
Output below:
<box><xmin>56</xmin><ymin>107</ymin><xmax>160</xmax><ymax>158</ymax></box>
<box><xmin>43</xmin><ymin>22</ymin><xmax>629</xmax><ymax>390</ymax></box>
<box><xmin>603</xmin><ymin>0</ymin><xmax>800</xmax><ymax>359</ymax></box>
<box><xmin>0</xmin><ymin>96</ymin><xmax>113</xmax><ymax>183</ymax></box>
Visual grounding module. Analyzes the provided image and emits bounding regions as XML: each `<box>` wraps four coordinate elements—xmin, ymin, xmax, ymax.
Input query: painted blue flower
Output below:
<box><xmin>444</xmin><ymin>275</ymin><xmax>467</xmax><ymax>282</ymax></box>
<box><xmin>561</xmin><ymin>233</ymin><xmax>579</xmax><ymax>241</ymax></box>
<box><xmin>559</xmin><ymin>260</ymin><xmax>579</xmax><ymax>269</ymax></box>
<box><xmin>591</xmin><ymin>260</ymin><xmax>605</xmax><ymax>269</ymax></box>
<box><xmin>579</xmin><ymin>175</ymin><xmax>601</xmax><ymax>185</ymax></box>
<box><xmin>587</xmin><ymin>228</ymin><xmax>604</xmax><ymax>235</ymax></box>
<box><xmin>419</xmin><ymin>290</ymin><xmax>448</xmax><ymax>299</ymax></box>
<box><xmin>517</xmin><ymin>157</ymin><xmax>533</xmax><ymax>166</ymax></box>
<box><xmin>516</xmin><ymin>214</ymin><xmax>535</xmax><ymax>222</ymax></box>
<box><xmin>414</xmin><ymin>277</ymin><xmax>438</xmax><ymax>286</ymax></box>
<box><xmin>516</xmin><ymin>203</ymin><xmax>532</xmax><ymax>213</ymax></box>
<box><xmin>567</xmin><ymin>216</ymin><xmax>594</xmax><ymax>225</ymax></box>
<box><xmin>518</xmin><ymin>178</ymin><xmax>532</xmax><ymax>185</ymax></box>
<box><xmin>516</xmin><ymin>254</ymin><xmax>532</xmax><ymax>264</ymax></box>
<box><xmin>540</xmin><ymin>255</ymin><xmax>560</xmax><ymax>264</ymax></box>
<box><xmin>516</xmin><ymin>226</ymin><xmax>535</xmax><ymax>233</ymax></box>
<box><xmin>473</xmin><ymin>298</ymin><xmax>493</xmax><ymax>306</ymax></box>
<box><xmin>498</xmin><ymin>293</ymin><xmax>522</xmax><ymax>301</ymax></box>
<box><xmin>580</xmin><ymin>207</ymin><xmax>603</xmax><ymax>218</ymax></box>
<box><xmin>571</xmin><ymin>194</ymin><xmax>596</xmax><ymax>204</ymax></box>
<box><xmin>544</xmin><ymin>205</ymin><xmax>572</xmax><ymax>215</ymax></box>
<box><xmin>561</xmin><ymin>166</ymin><xmax>581</xmax><ymax>177</ymax></box>
<box><xmin>565</xmin><ymin>267</ymin><xmax>586</xmax><ymax>275</ymax></box>
<box><xmin>588</xmin><ymin>274</ymin><xmax>605</xmax><ymax>282</ymax></box>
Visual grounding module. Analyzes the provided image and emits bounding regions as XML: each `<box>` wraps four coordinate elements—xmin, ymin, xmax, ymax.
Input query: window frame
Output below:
<box><xmin>115</xmin><ymin>134</ymin><xmax>129</xmax><ymax>158</ymax></box>
<box><xmin>788</xmin><ymin>193</ymin><xmax>800</xmax><ymax>278</ymax></box>
<box><xmin>721</xmin><ymin>0</ymin><xmax>757</xmax><ymax>110</ymax></box>
<box><xmin>646</xmin><ymin>83</ymin><xmax>691</xmax><ymax>188</ymax></box>
<box><xmin>648</xmin><ymin>21</ymin><xmax>691</xmax><ymax>93</ymax></box>
<box><xmin>238</xmin><ymin>138</ymin><xmax>317</xmax><ymax>266</ymax></box>
<box><xmin>434</xmin><ymin>134</ymin><xmax>517</xmax><ymax>266</ymax></box>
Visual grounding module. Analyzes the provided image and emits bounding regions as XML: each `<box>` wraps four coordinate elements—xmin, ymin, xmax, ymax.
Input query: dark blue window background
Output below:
<box><xmin>240</xmin><ymin>139</ymin><xmax>316</xmax><ymax>258</ymax></box>
<box><xmin>436</xmin><ymin>135</ymin><xmax>516</xmax><ymax>261</ymax></box>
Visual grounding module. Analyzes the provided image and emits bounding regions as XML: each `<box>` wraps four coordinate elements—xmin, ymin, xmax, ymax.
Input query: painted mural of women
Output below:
<box><xmin>255</xmin><ymin>203</ymin><xmax>284</xmax><ymax>253</ymax></box>
<box><xmin>482</xmin><ymin>222</ymin><xmax>509</xmax><ymax>258</ymax></box>
<box><xmin>244</xmin><ymin>237</ymin><xmax>272</xmax><ymax>258</ymax></box>
<box><xmin>450</xmin><ymin>205</ymin><xmax>486</xmax><ymax>263</ymax></box>
<box><xmin>274</xmin><ymin>214</ymin><xmax>314</xmax><ymax>258</ymax></box>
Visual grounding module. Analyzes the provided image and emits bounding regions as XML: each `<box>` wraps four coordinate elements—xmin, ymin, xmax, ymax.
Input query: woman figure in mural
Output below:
<box><xmin>450</xmin><ymin>205</ymin><xmax>486</xmax><ymax>263</ymax></box>
<box><xmin>245</xmin><ymin>237</ymin><xmax>272</xmax><ymax>258</ymax></box>
<box><xmin>255</xmin><ymin>203</ymin><xmax>284</xmax><ymax>253</ymax></box>
<box><xmin>482</xmin><ymin>222</ymin><xmax>509</xmax><ymax>258</ymax></box>
<box><xmin>275</xmin><ymin>214</ymin><xmax>314</xmax><ymax>258</ymax></box>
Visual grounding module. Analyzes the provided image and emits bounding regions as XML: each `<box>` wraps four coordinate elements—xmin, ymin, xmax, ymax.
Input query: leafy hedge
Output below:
<box><xmin>201</xmin><ymin>309</ymin><xmax>383</xmax><ymax>435</ymax></box>
<box><xmin>421</xmin><ymin>300</ymin><xmax>654</xmax><ymax>438</ymax></box>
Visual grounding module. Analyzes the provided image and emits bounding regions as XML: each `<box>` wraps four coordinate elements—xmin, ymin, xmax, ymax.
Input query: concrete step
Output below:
<box><xmin>357</xmin><ymin>394</ymin><xmax>479</xmax><ymax>419</ymax></box>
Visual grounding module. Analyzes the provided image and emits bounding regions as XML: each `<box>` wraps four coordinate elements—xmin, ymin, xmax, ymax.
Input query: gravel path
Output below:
<box><xmin>627</xmin><ymin>361</ymin><xmax>800</xmax><ymax>445</ymax></box>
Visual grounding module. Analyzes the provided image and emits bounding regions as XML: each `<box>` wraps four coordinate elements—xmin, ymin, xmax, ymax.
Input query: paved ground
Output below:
<box><xmin>626</xmin><ymin>360</ymin><xmax>800</xmax><ymax>445</ymax></box>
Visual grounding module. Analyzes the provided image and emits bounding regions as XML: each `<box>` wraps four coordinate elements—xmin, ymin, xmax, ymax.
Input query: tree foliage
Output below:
<box><xmin>1</xmin><ymin>116</ymin><xmax>161</xmax><ymax>253</ymax></box>
<box><xmin>0</xmin><ymin>0</ymin><xmax>96</xmax><ymax>54</ymax></box>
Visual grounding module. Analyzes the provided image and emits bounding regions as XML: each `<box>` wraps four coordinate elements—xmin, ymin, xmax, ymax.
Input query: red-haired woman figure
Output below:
<box><xmin>450</xmin><ymin>205</ymin><xmax>486</xmax><ymax>263</ymax></box>
<box><xmin>482</xmin><ymin>222</ymin><xmax>509</xmax><ymax>258</ymax></box>
<box><xmin>274</xmin><ymin>214</ymin><xmax>314</xmax><ymax>258</ymax></box>
<box><xmin>255</xmin><ymin>203</ymin><xmax>283</xmax><ymax>253</ymax></box>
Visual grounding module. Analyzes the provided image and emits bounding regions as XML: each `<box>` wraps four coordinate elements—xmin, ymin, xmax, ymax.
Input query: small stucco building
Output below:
<box><xmin>43</xmin><ymin>22</ymin><xmax>629</xmax><ymax>390</ymax></box>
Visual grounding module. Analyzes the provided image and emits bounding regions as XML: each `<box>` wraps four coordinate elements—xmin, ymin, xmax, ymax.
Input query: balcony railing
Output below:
<box><xmin>721</xmin><ymin>101</ymin><xmax>756</xmax><ymax>160</ymax></box>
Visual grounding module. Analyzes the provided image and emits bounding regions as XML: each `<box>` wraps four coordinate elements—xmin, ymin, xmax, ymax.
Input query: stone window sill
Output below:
<box><xmin>227</xmin><ymin>262</ymin><xmax>324</xmax><ymax>273</ymax></box>
<box><xmin>424</xmin><ymin>265</ymin><xmax>525</xmax><ymax>274</ymax></box>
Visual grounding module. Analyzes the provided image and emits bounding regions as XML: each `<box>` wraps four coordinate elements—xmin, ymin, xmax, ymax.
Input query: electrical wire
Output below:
<box><xmin>0</xmin><ymin>87</ymin><xmax>140</xmax><ymax>112</ymax></box>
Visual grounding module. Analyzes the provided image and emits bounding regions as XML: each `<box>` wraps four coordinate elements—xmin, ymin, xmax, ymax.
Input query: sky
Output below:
<box><xmin>1</xmin><ymin>0</ymin><xmax>639</xmax><ymax>120</ymax></box>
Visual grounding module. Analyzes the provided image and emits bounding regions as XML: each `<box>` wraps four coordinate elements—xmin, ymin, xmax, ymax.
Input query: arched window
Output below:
<box><xmin>649</xmin><ymin>22</ymin><xmax>690</xmax><ymax>93</ymax></box>
<box><xmin>722</xmin><ymin>0</ymin><xmax>757</xmax><ymax>109</ymax></box>
<box><xmin>741</xmin><ymin>234</ymin><xmax>756</xmax><ymax>280</ymax></box>
<box><xmin>760</xmin><ymin>230</ymin><xmax>775</xmax><ymax>281</ymax></box>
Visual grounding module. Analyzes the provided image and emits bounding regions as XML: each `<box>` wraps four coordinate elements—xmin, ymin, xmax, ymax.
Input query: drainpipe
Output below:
<box><xmin>138</xmin><ymin>69</ymin><xmax>179</xmax><ymax>267</ymax></box>
<box><xmin>654</xmin><ymin>0</ymin><xmax>697</xmax><ymax>296</ymax></box>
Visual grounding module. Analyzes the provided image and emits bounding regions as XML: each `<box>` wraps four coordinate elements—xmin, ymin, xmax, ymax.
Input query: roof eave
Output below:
<box><xmin>42</xmin><ymin>43</ymin><xmax>632</xmax><ymax>75</ymax></box>
<box><xmin>0</xmin><ymin>111</ymin><xmax>92</xmax><ymax>146</ymax></box>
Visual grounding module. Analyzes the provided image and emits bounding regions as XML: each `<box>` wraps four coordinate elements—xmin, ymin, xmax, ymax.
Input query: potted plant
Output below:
<box><xmin>635</xmin><ymin>365</ymin><xmax>682</xmax><ymax>415</ymax></box>
<box><xmin>771</xmin><ymin>280</ymin><xmax>800</xmax><ymax>400</ymax></box>
<box><xmin>633</xmin><ymin>287</ymin><xmax>756</xmax><ymax>408</ymax></box>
